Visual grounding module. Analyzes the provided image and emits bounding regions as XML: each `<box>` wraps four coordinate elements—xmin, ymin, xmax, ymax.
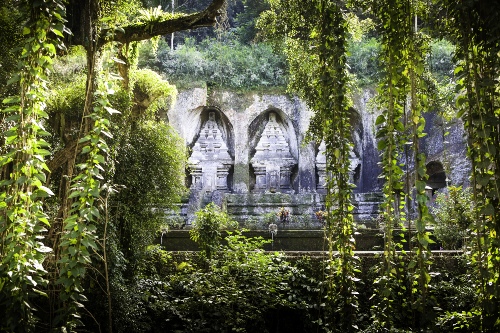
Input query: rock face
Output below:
<box><xmin>167</xmin><ymin>87</ymin><xmax>470</xmax><ymax>227</ymax></box>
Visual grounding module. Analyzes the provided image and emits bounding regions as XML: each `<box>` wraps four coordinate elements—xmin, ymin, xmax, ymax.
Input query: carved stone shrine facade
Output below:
<box><xmin>167</xmin><ymin>88</ymin><xmax>469</xmax><ymax>226</ymax></box>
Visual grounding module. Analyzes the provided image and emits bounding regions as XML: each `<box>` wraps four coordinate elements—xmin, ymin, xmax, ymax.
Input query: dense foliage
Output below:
<box><xmin>139</xmin><ymin>37</ymin><xmax>288</xmax><ymax>90</ymax></box>
<box><xmin>189</xmin><ymin>202</ymin><xmax>237</xmax><ymax>259</ymax></box>
<box><xmin>1</xmin><ymin>0</ymin><xmax>500</xmax><ymax>332</ymax></box>
<box><xmin>438</xmin><ymin>1</ymin><xmax>500</xmax><ymax>329</ymax></box>
<box><xmin>258</xmin><ymin>1</ymin><xmax>360</xmax><ymax>330</ymax></box>
<box><xmin>113</xmin><ymin>120</ymin><xmax>186</xmax><ymax>264</ymax></box>
<box><xmin>431</xmin><ymin>186</ymin><xmax>474</xmax><ymax>250</ymax></box>
<box><xmin>0</xmin><ymin>0</ymin><xmax>194</xmax><ymax>331</ymax></box>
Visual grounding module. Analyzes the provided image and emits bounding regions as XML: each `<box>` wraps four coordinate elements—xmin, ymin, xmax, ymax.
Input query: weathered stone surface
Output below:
<box><xmin>167</xmin><ymin>87</ymin><xmax>470</xmax><ymax>227</ymax></box>
<box><xmin>187</xmin><ymin>111</ymin><xmax>233</xmax><ymax>192</ymax></box>
<box><xmin>250</xmin><ymin>112</ymin><xmax>297</xmax><ymax>193</ymax></box>
<box><xmin>422</xmin><ymin>111</ymin><xmax>470</xmax><ymax>188</ymax></box>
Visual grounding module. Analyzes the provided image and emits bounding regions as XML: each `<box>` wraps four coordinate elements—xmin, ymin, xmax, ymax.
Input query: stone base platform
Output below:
<box><xmin>159</xmin><ymin>228</ymin><xmax>441</xmax><ymax>252</ymax></box>
<box><xmin>168</xmin><ymin>192</ymin><xmax>383</xmax><ymax>229</ymax></box>
<box><xmin>224</xmin><ymin>192</ymin><xmax>382</xmax><ymax>228</ymax></box>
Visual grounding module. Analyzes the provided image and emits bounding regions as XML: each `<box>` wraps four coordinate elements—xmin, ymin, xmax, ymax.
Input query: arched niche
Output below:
<box><xmin>315</xmin><ymin>108</ymin><xmax>363</xmax><ymax>192</ymax></box>
<box><xmin>187</xmin><ymin>108</ymin><xmax>235</xmax><ymax>192</ymax></box>
<box><xmin>248</xmin><ymin>109</ymin><xmax>299</xmax><ymax>193</ymax></box>
<box><xmin>426</xmin><ymin>160</ymin><xmax>447</xmax><ymax>191</ymax></box>
<box><xmin>188</xmin><ymin>107</ymin><xmax>235</xmax><ymax>158</ymax></box>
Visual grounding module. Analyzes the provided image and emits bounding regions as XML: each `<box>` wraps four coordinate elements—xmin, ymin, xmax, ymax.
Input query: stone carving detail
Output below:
<box><xmin>315</xmin><ymin>141</ymin><xmax>361</xmax><ymax>192</ymax></box>
<box><xmin>250</xmin><ymin>112</ymin><xmax>297</xmax><ymax>193</ymax></box>
<box><xmin>188</xmin><ymin>112</ymin><xmax>233</xmax><ymax>192</ymax></box>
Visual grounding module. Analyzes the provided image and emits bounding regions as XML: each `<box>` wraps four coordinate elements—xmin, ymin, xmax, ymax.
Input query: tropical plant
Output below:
<box><xmin>0</xmin><ymin>0</ymin><xmax>65</xmax><ymax>329</ymax></box>
<box><xmin>437</xmin><ymin>1</ymin><xmax>500</xmax><ymax>329</ymax></box>
<box><xmin>112</xmin><ymin>120</ymin><xmax>186</xmax><ymax>264</ymax></box>
<box><xmin>431</xmin><ymin>186</ymin><xmax>474</xmax><ymax>249</ymax></box>
<box><xmin>347</xmin><ymin>37</ymin><xmax>381</xmax><ymax>86</ymax></box>
<box><xmin>190</xmin><ymin>203</ymin><xmax>237</xmax><ymax>259</ymax></box>
<box><xmin>258</xmin><ymin>1</ymin><xmax>360</xmax><ymax>331</ymax></box>
<box><xmin>0</xmin><ymin>0</ymin><xmax>227</xmax><ymax>330</ymax></box>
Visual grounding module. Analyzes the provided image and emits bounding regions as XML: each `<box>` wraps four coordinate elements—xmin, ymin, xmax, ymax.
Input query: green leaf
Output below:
<box><xmin>3</xmin><ymin>96</ymin><xmax>20</xmax><ymax>104</ymax></box>
<box><xmin>39</xmin><ymin>185</ymin><xmax>54</xmax><ymax>196</ymax></box>
<box><xmin>480</xmin><ymin>204</ymin><xmax>494</xmax><ymax>216</ymax></box>
<box><xmin>375</xmin><ymin>114</ymin><xmax>385</xmax><ymax>126</ymax></box>
<box><xmin>377</xmin><ymin>140</ymin><xmax>387</xmax><ymax>150</ymax></box>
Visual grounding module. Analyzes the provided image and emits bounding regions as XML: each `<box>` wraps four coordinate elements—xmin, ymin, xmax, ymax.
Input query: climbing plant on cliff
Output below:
<box><xmin>406</xmin><ymin>4</ymin><xmax>434</xmax><ymax>328</ymax></box>
<box><xmin>368</xmin><ymin>0</ymin><xmax>413</xmax><ymax>328</ymax></box>
<box><xmin>56</xmin><ymin>50</ymin><xmax>119</xmax><ymax>329</ymax></box>
<box><xmin>259</xmin><ymin>1</ymin><xmax>359</xmax><ymax>330</ymax></box>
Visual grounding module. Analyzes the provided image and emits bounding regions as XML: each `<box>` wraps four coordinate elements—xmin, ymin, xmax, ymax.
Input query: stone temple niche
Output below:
<box><xmin>315</xmin><ymin>141</ymin><xmax>361</xmax><ymax>192</ymax></box>
<box><xmin>250</xmin><ymin>112</ymin><xmax>297</xmax><ymax>193</ymax></box>
<box><xmin>188</xmin><ymin>111</ymin><xmax>233</xmax><ymax>193</ymax></box>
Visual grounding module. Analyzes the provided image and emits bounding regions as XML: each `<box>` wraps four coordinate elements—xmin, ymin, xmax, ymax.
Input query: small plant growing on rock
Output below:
<box><xmin>315</xmin><ymin>210</ymin><xmax>328</xmax><ymax>226</ymax></box>
<box><xmin>277</xmin><ymin>207</ymin><xmax>290</xmax><ymax>225</ymax></box>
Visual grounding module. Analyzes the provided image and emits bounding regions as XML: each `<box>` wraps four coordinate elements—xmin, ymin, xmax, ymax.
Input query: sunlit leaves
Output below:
<box><xmin>56</xmin><ymin>49</ymin><xmax>119</xmax><ymax>328</ymax></box>
<box><xmin>0</xmin><ymin>0</ymin><xmax>68</xmax><ymax>329</ymax></box>
<box><xmin>260</xmin><ymin>1</ymin><xmax>359</xmax><ymax>330</ymax></box>
<box><xmin>436</xmin><ymin>0</ymin><xmax>500</xmax><ymax>327</ymax></box>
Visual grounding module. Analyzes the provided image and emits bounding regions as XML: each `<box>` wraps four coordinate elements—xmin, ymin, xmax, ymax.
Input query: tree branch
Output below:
<box><xmin>98</xmin><ymin>0</ymin><xmax>226</xmax><ymax>46</ymax></box>
<box><xmin>47</xmin><ymin>139</ymin><xmax>82</xmax><ymax>172</ymax></box>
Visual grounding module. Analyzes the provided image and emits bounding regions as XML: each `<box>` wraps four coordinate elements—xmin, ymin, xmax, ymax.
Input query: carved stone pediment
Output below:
<box><xmin>188</xmin><ymin>112</ymin><xmax>233</xmax><ymax>192</ymax></box>
<box><xmin>250</xmin><ymin>112</ymin><xmax>297</xmax><ymax>192</ymax></box>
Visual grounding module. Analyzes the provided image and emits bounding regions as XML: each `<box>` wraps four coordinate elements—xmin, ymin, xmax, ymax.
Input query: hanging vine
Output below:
<box><xmin>406</xmin><ymin>1</ymin><xmax>434</xmax><ymax>329</ymax></box>
<box><xmin>52</xmin><ymin>1</ymin><xmax>120</xmax><ymax>329</ymax></box>
<box><xmin>0</xmin><ymin>0</ymin><xmax>66</xmax><ymax>330</ymax></box>
<box><xmin>258</xmin><ymin>1</ymin><xmax>359</xmax><ymax>330</ymax></box>
<box><xmin>316</xmin><ymin>2</ymin><xmax>360</xmax><ymax>331</ymax></box>
<box><xmin>368</xmin><ymin>0</ymin><xmax>412</xmax><ymax>328</ymax></box>
<box><xmin>440</xmin><ymin>0</ymin><xmax>500</xmax><ymax>330</ymax></box>
<box><xmin>56</xmin><ymin>67</ymin><xmax>117</xmax><ymax>329</ymax></box>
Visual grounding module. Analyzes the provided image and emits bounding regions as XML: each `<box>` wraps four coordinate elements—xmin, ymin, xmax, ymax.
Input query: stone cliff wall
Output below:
<box><xmin>167</xmin><ymin>87</ymin><xmax>470</xmax><ymax>227</ymax></box>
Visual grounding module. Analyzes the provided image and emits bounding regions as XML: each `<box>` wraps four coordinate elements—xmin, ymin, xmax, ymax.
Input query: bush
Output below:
<box><xmin>190</xmin><ymin>203</ymin><xmax>237</xmax><ymax>258</ymax></box>
<box><xmin>113</xmin><ymin>121</ymin><xmax>187</xmax><ymax>263</ymax></box>
<box><xmin>121</xmin><ymin>231</ymin><xmax>313</xmax><ymax>332</ymax></box>
<box><xmin>428</xmin><ymin>39</ymin><xmax>455</xmax><ymax>82</ymax></box>
<box><xmin>430</xmin><ymin>186</ymin><xmax>474</xmax><ymax>249</ymax></box>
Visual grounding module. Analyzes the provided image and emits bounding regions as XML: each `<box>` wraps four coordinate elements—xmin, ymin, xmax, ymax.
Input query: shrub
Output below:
<box><xmin>347</xmin><ymin>37</ymin><xmax>381</xmax><ymax>86</ymax></box>
<box><xmin>132</xmin><ymin>231</ymin><xmax>312</xmax><ymax>332</ymax></box>
<box><xmin>430</xmin><ymin>186</ymin><xmax>474</xmax><ymax>249</ymax></box>
<box><xmin>190</xmin><ymin>202</ymin><xmax>237</xmax><ymax>258</ymax></box>
<box><xmin>428</xmin><ymin>39</ymin><xmax>455</xmax><ymax>82</ymax></box>
<box><xmin>113</xmin><ymin>121</ymin><xmax>187</xmax><ymax>263</ymax></box>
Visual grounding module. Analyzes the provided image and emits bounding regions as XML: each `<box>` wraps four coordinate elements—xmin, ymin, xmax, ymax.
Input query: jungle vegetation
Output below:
<box><xmin>0</xmin><ymin>0</ymin><xmax>499</xmax><ymax>332</ymax></box>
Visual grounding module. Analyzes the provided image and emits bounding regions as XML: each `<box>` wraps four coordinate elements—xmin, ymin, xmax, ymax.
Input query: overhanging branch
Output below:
<box><xmin>98</xmin><ymin>0</ymin><xmax>226</xmax><ymax>46</ymax></box>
